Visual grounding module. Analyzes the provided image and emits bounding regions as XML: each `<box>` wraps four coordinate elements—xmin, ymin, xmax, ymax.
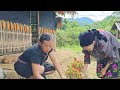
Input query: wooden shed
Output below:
<box><xmin>111</xmin><ymin>21</ymin><xmax>120</xmax><ymax>38</ymax></box>
<box><xmin>0</xmin><ymin>11</ymin><xmax>76</xmax><ymax>55</ymax></box>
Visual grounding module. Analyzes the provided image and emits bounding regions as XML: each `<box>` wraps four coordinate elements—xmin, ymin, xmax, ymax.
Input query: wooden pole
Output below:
<box><xmin>0</xmin><ymin>21</ymin><xmax>2</xmax><ymax>54</ymax></box>
<box><xmin>116</xmin><ymin>29</ymin><xmax>118</xmax><ymax>38</ymax></box>
<box><xmin>37</xmin><ymin>11</ymin><xmax>40</xmax><ymax>42</ymax></box>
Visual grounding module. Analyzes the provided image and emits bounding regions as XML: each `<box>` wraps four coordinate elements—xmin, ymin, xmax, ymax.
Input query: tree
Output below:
<box><xmin>56</xmin><ymin>15</ymin><xmax>120</xmax><ymax>48</ymax></box>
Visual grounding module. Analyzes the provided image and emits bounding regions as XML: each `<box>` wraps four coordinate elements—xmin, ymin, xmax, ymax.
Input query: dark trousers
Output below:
<box><xmin>41</xmin><ymin>62</ymin><xmax>56</xmax><ymax>78</ymax></box>
<box><xmin>14</xmin><ymin>61</ymin><xmax>55</xmax><ymax>79</ymax></box>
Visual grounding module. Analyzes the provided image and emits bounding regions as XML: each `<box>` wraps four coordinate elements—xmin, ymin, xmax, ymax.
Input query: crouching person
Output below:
<box><xmin>79</xmin><ymin>29</ymin><xmax>120</xmax><ymax>79</ymax></box>
<box><xmin>14</xmin><ymin>34</ymin><xmax>66</xmax><ymax>79</ymax></box>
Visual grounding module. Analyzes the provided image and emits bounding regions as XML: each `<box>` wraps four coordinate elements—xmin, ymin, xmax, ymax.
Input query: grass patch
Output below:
<box><xmin>57</xmin><ymin>45</ymin><xmax>83</xmax><ymax>52</ymax></box>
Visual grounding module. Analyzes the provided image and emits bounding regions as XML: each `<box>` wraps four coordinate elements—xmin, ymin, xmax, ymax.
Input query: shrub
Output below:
<box><xmin>65</xmin><ymin>57</ymin><xmax>83</xmax><ymax>79</ymax></box>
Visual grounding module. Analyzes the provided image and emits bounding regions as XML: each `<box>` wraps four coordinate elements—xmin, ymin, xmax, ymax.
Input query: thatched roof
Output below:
<box><xmin>111</xmin><ymin>21</ymin><xmax>120</xmax><ymax>31</ymax></box>
<box><xmin>54</xmin><ymin>11</ymin><xmax>77</xmax><ymax>16</ymax></box>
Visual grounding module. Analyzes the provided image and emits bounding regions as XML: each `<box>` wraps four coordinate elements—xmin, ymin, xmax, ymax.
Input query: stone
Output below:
<box><xmin>0</xmin><ymin>67</ymin><xmax>7</xmax><ymax>79</ymax></box>
<box><xmin>2</xmin><ymin>55</ymin><xmax>17</xmax><ymax>64</ymax></box>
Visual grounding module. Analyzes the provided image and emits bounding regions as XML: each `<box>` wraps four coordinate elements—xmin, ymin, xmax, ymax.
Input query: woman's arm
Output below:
<box><xmin>31</xmin><ymin>63</ymin><xmax>45</xmax><ymax>79</ymax></box>
<box><xmin>49</xmin><ymin>51</ymin><xmax>66</xmax><ymax>79</ymax></box>
<box><xmin>82</xmin><ymin>50</ymin><xmax>91</xmax><ymax>78</ymax></box>
<box><xmin>99</xmin><ymin>62</ymin><xmax>111</xmax><ymax>77</ymax></box>
<box><xmin>98</xmin><ymin>31</ymin><xmax>118</xmax><ymax>77</ymax></box>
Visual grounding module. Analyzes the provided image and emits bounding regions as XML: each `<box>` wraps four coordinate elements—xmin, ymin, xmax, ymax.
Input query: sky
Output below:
<box><xmin>61</xmin><ymin>11</ymin><xmax>114</xmax><ymax>21</ymax></box>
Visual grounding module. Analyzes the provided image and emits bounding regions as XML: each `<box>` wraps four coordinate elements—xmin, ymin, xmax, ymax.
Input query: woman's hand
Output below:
<box><xmin>99</xmin><ymin>63</ymin><xmax>110</xmax><ymax>77</ymax></box>
<box><xmin>61</xmin><ymin>75</ymin><xmax>67</xmax><ymax>79</ymax></box>
<box><xmin>99</xmin><ymin>67</ymin><xmax>107</xmax><ymax>77</ymax></box>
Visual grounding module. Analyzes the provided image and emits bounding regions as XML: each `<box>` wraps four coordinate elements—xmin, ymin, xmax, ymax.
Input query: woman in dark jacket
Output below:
<box><xmin>79</xmin><ymin>29</ymin><xmax>120</xmax><ymax>79</ymax></box>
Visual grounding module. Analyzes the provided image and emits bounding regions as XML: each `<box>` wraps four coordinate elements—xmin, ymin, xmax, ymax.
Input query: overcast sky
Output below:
<box><xmin>62</xmin><ymin>11</ymin><xmax>114</xmax><ymax>21</ymax></box>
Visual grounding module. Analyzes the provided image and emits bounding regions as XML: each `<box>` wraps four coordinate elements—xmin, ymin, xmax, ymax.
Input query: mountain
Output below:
<box><xmin>66</xmin><ymin>17</ymin><xmax>94</xmax><ymax>26</ymax></box>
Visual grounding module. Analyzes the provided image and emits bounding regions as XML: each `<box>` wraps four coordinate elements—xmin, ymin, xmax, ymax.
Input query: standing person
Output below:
<box><xmin>14</xmin><ymin>34</ymin><xmax>66</xmax><ymax>79</ymax></box>
<box><xmin>79</xmin><ymin>29</ymin><xmax>120</xmax><ymax>79</ymax></box>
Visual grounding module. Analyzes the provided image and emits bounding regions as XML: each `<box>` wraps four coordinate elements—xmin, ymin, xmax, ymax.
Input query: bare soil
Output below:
<box><xmin>0</xmin><ymin>49</ymin><xmax>99</xmax><ymax>79</ymax></box>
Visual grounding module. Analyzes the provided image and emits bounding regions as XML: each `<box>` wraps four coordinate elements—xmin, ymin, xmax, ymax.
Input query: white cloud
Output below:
<box><xmin>62</xmin><ymin>11</ymin><xmax>114</xmax><ymax>21</ymax></box>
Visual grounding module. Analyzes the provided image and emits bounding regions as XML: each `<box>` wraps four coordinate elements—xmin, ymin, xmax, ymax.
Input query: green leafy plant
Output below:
<box><xmin>65</xmin><ymin>57</ymin><xmax>83</xmax><ymax>79</ymax></box>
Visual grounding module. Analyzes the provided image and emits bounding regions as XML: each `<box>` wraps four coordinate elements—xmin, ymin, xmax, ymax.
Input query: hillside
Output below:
<box><xmin>67</xmin><ymin>17</ymin><xmax>94</xmax><ymax>26</ymax></box>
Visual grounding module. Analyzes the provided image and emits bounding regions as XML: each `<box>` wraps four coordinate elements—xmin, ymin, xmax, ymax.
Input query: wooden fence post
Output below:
<box><xmin>0</xmin><ymin>20</ymin><xmax>3</xmax><ymax>54</ymax></box>
<box><xmin>6</xmin><ymin>21</ymin><xmax>10</xmax><ymax>53</ymax></box>
<box><xmin>29</xmin><ymin>26</ymin><xmax>32</xmax><ymax>47</ymax></box>
<box><xmin>10</xmin><ymin>22</ymin><xmax>13</xmax><ymax>53</ymax></box>
<box><xmin>1</xmin><ymin>20</ymin><xmax>6</xmax><ymax>54</ymax></box>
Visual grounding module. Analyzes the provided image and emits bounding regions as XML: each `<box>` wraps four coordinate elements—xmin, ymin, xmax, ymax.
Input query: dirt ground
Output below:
<box><xmin>0</xmin><ymin>49</ymin><xmax>99</xmax><ymax>79</ymax></box>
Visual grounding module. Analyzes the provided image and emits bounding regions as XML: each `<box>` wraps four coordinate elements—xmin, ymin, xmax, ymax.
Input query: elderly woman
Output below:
<box><xmin>79</xmin><ymin>29</ymin><xmax>120</xmax><ymax>79</ymax></box>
